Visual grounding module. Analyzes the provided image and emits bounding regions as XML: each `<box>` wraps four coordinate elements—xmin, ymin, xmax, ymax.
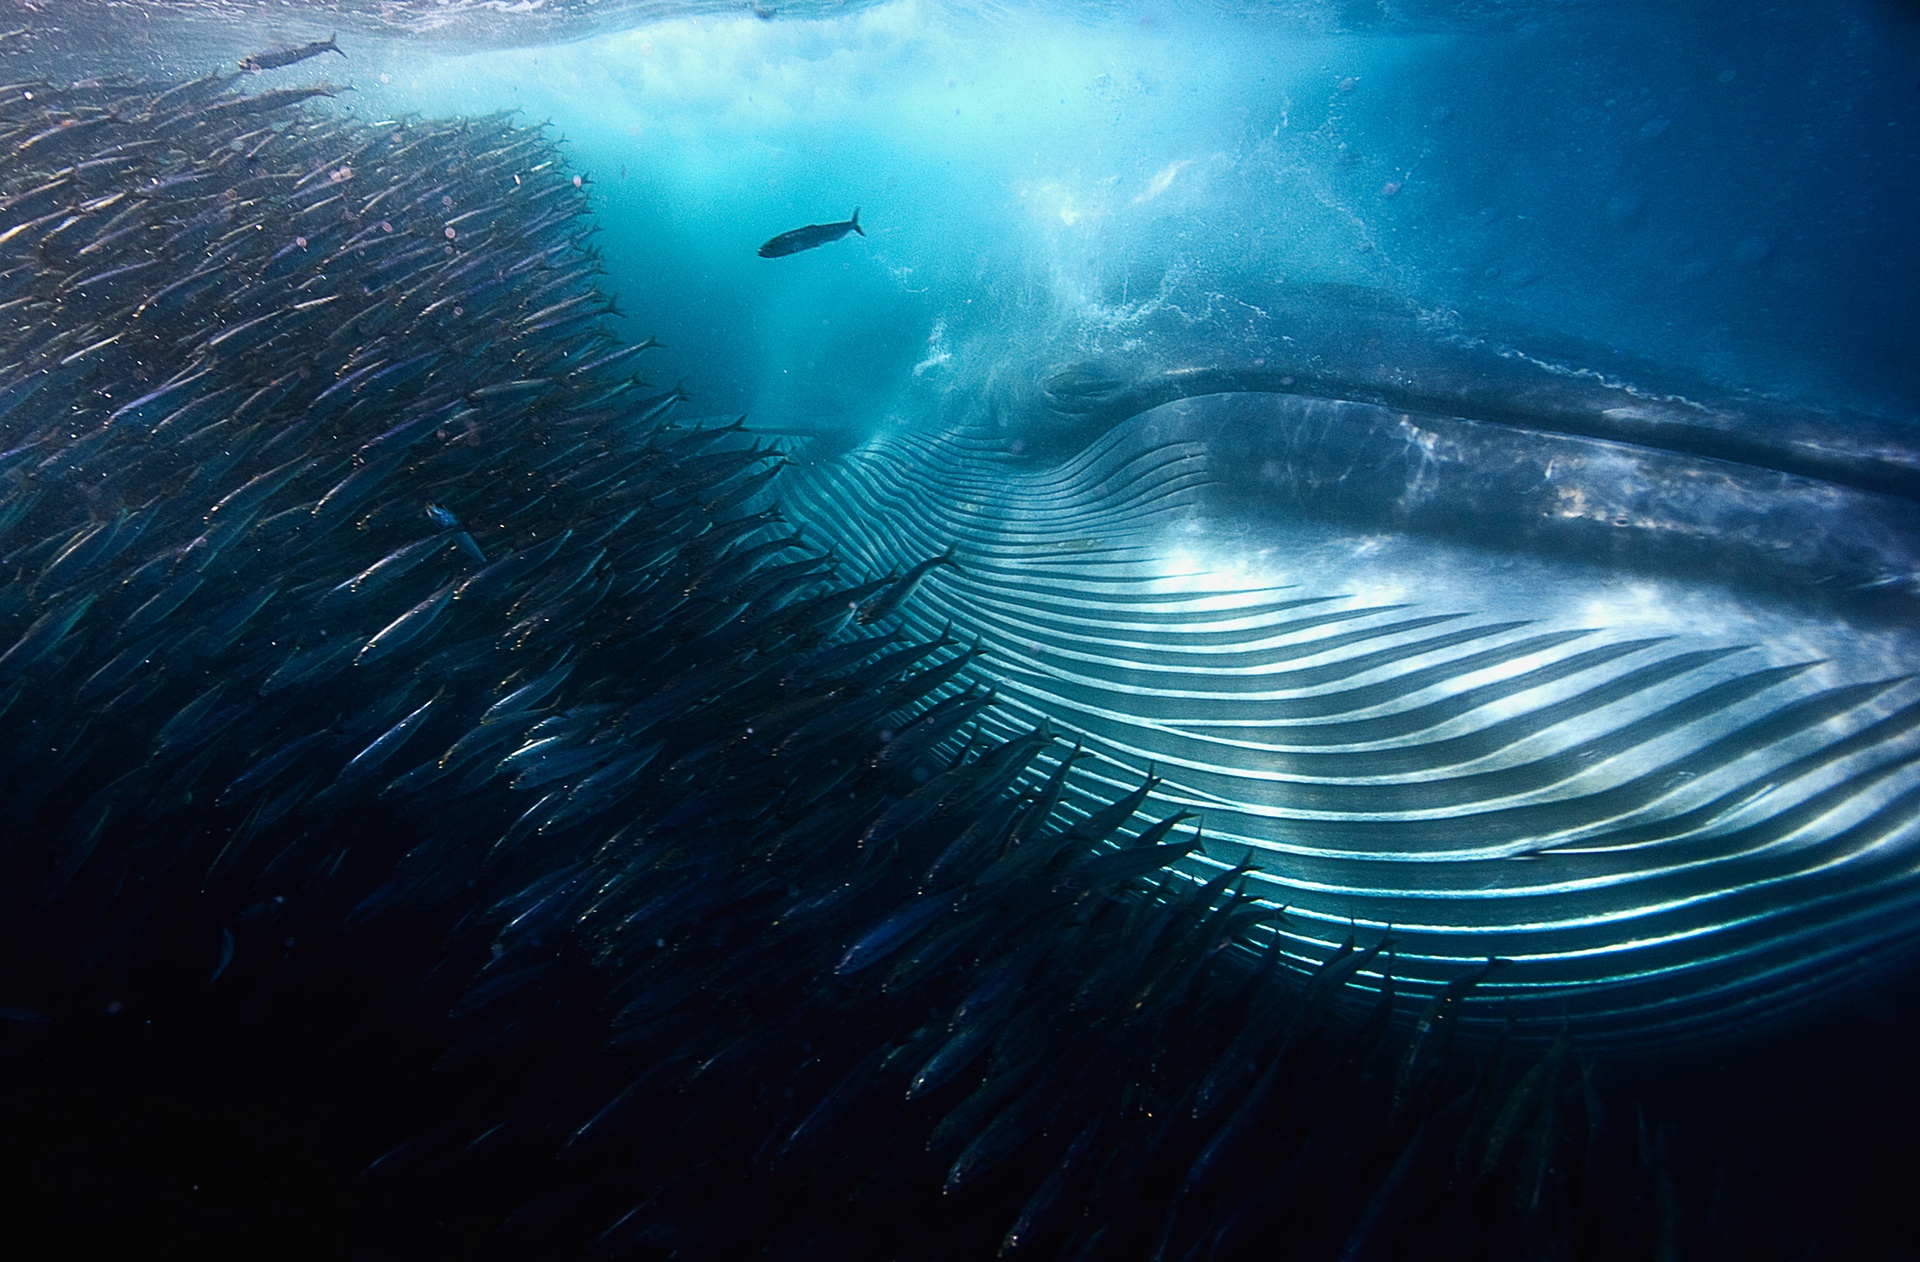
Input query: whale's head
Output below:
<box><xmin>783</xmin><ymin>287</ymin><xmax>1920</xmax><ymax>1045</ymax></box>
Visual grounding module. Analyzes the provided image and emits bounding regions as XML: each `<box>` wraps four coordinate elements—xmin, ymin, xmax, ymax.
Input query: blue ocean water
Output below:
<box><xmin>345</xmin><ymin>0</ymin><xmax>1920</xmax><ymax>435</ymax></box>
<box><xmin>5</xmin><ymin>2</ymin><xmax>1920</xmax><ymax>1254</ymax></box>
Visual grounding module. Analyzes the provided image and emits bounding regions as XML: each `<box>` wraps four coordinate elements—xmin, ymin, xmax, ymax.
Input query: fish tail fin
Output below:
<box><xmin>328</xmin><ymin>34</ymin><xmax>345</xmax><ymax>56</ymax></box>
<box><xmin>850</xmin><ymin>208</ymin><xmax>864</xmax><ymax>236</ymax></box>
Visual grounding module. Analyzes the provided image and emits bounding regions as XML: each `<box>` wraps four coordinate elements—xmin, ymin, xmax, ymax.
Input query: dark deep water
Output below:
<box><xmin>2</xmin><ymin>1</ymin><xmax>1920</xmax><ymax>1258</ymax></box>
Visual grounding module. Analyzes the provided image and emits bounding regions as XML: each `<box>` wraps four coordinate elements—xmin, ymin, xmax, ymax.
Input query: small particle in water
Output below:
<box><xmin>1381</xmin><ymin>180</ymin><xmax>1402</xmax><ymax>197</ymax></box>
<box><xmin>442</xmin><ymin>194</ymin><xmax>453</xmax><ymax>208</ymax></box>
<box><xmin>453</xmin><ymin>306</ymin><xmax>463</xmax><ymax>316</ymax></box>
<box><xmin>106</xmin><ymin>1000</ymin><xmax>122</xmax><ymax>1015</ymax></box>
<box><xmin>295</xmin><ymin>235</ymin><xmax>307</xmax><ymax>248</ymax></box>
<box><xmin>229</xmin><ymin>138</ymin><xmax>242</xmax><ymax>151</ymax></box>
<box><xmin>1252</xmin><ymin>357</ymin><xmax>1266</xmax><ymax>368</ymax></box>
<box><xmin>513</xmin><ymin>173</ymin><xmax>522</xmax><ymax>185</ymax></box>
<box><xmin>444</xmin><ymin>226</ymin><xmax>456</xmax><ymax>239</ymax></box>
<box><xmin>379</xmin><ymin>73</ymin><xmax>391</xmax><ymax>84</ymax></box>
<box><xmin>573</xmin><ymin>174</ymin><xmax>583</xmax><ymax>188</ymax></box>
<box><xmin>1338</xmin><ymin>77</ymin><xmax>1357</xmax><ymax>93</ymax></box>
<box><xmin>21</xmin><ymin>90</ymin><xmax>30</xmax><ymax>100</ymax></box>
<box><xmin>380</xmin><ymin>220</ymin><xmax>392</xmax><ymax>232</ymax></box>
<box><xmin>1717</xmin><ymin>68</ymin><xmax>1736</xmax><ymax>84</ymax></box>
<box><xmin>330</xmin><ymin>164</ymin><xmax>351</xmax><ymax>182</ymax></box>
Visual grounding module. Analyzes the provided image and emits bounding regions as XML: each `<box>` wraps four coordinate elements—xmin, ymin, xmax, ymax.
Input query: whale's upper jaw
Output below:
<box><xmin>984</xmin><ymin>287</ymin><xmax>1920</xmax><ymax>616</ymax></box>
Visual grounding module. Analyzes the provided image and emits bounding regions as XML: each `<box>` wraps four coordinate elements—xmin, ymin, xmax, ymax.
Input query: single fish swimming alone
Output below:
<box><xmin>239</xmin><ymin>35</ymin><xmax>344</xmax><ymax>73</ymax></box>
<box><xmin>757</xmin><ymin>209</ymin><xmax>864</xmax><ymax>258</ymax></box>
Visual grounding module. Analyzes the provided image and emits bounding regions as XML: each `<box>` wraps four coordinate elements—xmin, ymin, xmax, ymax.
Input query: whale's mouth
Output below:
<box><xmin>780</xmin><ymin>321</ymin><xmax>1920</xmax><ymax>1044</ymax></box>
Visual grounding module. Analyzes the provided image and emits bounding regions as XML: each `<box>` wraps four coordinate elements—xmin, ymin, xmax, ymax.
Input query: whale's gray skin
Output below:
<box><xmin>983</xmin><ymin>287</ymin><xmax>1920</xmax><ymax>610</ymax></box>
<box><xmin>780</xmin><ymin>294</ymin><xmax>1920</xmax><ymax>1044</ymax></box>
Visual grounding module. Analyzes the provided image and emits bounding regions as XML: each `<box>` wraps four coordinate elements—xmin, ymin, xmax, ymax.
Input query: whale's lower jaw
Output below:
<box><xmin>782</xmin><ymin>398</ymin><xmax>1920</xmax><ymax>1043</ymax></box>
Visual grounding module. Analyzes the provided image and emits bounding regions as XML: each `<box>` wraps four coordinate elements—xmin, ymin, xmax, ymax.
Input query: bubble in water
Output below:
<box><xmin>444</xmin><ymin>226</ymin><xmax>456</xmax><ymax>240</ymax></box>
<box><xmin>573</xmin><ymin>175</ymin><xmax>583</xmax><ymax>188</ymax></box>
<box><xmin>295</xmin><ymin>235</ymin><xmax>307</xmax><ymax>248</ymax></box>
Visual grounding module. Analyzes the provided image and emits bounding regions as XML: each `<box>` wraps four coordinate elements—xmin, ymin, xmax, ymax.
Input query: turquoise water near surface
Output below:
<box><xmin>341</xmin><ymin>1</ymin><xmax>1920</xmax><ymax>436</ymax></box>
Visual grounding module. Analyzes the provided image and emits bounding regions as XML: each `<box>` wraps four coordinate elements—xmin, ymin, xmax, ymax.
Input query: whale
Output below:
<box><xmin>779</xmin><ymin>282</ymin><xmax>1920</xmax><ymax>1043</ymax></box>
